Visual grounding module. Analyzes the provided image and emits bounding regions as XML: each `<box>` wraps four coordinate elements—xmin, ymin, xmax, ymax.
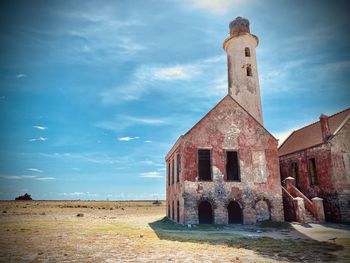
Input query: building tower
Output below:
<box><xmin>223</xmin><ymin>17</ymin><xmax>263</xmax><ymax>125</ymax></box>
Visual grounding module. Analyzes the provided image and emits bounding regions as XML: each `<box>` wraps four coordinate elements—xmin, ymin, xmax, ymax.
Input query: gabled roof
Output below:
<box><xmin>278</xmin><ymin>107</ymin><xmax>350</xmax><ymax>157</ymax></box>
<box><xmin>165</xmin><ymin>95</ymin><xmax>277</xmax><ymax>160</ymax></box>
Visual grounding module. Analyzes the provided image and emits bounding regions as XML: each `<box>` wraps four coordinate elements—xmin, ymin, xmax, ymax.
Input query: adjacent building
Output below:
<box><xmin>279</xmin><ymin>108</ymin><xmax>350</xmax><ymax>222</ymax></box>
<box><xmin>165</xmin><ymin>17</ymin><xmax>284</xmax><ymax>225</ymax></box>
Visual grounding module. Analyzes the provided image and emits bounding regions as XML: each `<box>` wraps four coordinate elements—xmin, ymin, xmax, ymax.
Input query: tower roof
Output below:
<box><xmin>229</xmin><ymin>16</ymin><xmax>250</xmax><ymax>36</ymax></box>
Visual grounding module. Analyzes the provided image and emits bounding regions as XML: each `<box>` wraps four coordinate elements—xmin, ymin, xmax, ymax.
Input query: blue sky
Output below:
<box><xmin>0</xmin><ymin>0</ymin><xmax>349</xmax><ymax>200</ymax></box>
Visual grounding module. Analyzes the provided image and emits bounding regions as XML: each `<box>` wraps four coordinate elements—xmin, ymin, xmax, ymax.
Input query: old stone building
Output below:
<box><xmin>165</xmin><ymin>17</ymin><xmax>284</xmax><ymax>225</ymax></box>
<box><xmin>279</xmin><ymin>108</ymin><xmax>350</xmax><ymax>223</ymax></box>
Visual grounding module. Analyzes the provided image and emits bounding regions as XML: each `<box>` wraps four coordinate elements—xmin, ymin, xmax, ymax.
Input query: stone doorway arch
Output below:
<box><xmin>227</xmin><ymin>201</ymin><xmax>243</xmax><ymax>224</ymax></box>
<box><xmin>198</xmin><ymin>200</ymin><xmax>214</xmax><ymax>224</ymax></box>
<box><xmin>255</xmin><ymin>200</ymin><xmax>270</xmax><ymax>222</ymax></box>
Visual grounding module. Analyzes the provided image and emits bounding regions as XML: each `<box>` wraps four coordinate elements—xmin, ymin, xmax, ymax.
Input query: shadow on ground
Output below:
<box><xmin>149</xmin><ymin>217</ymin><xmax>344</xmax><ymax>262</ymax></box>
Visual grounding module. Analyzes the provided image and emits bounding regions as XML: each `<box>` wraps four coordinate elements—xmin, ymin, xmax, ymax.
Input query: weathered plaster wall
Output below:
<box><xmin>179</xmin><ymin>96</ymin><xmax>284</xmax><ymax>224</ymax></box>
<box><xmin>330</xmin><ymin>119</ymin><xmax>350</xmax><ymax>222</ymax></box>
<box><xmin>224</xmin><ymin>33</ymin><xmax>263</xmax><ymax>125</ymax></box>
<box><xmin>166</xmin><ymin>147</ymin><xmax>185</xmax><ymax>224</ymax></box>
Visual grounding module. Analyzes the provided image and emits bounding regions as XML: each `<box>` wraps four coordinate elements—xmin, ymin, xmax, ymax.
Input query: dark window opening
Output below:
<box><xmin>198</xmin><ymin>149</ymin><xmax>212</xmax><ymax>181</ymax></box>
<box><xmin>177</xmin><ymin>200</ymin><xmax>180</xmax><ymax>223</ymax></box>
<box><xmin>308</xmin><ymin>158</ymin><xmax>318</xmax><ymax>185</ymax></box>
<box><xmin>227</xmin><ymin>201</ymin><xmax>242</xmax><ymax>224</ymax></box>
<box><xmin>176</xmin><ymin>154</ymin><xmax>181</xmax><ymax>183</ymax></box>
<box><xmin>167</xmin><ymin>204</ymin><xmax>170</xmax><ymax>218</ymax></box>
<box><xmin>167</xmin><ymin>162</ymin><xmax>170</xmax><ymax>186</ymax></box>
<box><xmin>198</xmin><ymin>201</ymin><xmax>213</xmax><ymax>224</ymax></box>
<box><xmin>245</xmin><ymin>47</ymin><xmax>250</xmax><ymax>57</ymax></box>
<box><xmin>172</xmin><ymin>201</ymin><xmax>174</xmax><ymax>220</ymax></box>
<box><xmin>291</xmin><ymin>162</ymin><xmax>300</xmax><ymax>188</ymax></box>
<box><xmin>226</xmin><ymin>151</ymin><xmax>240</xmax><ymax>181</ymax></box>
<box><xmin>246</xmin><ymin>65</ymin><xmax>252</xmax><ymax>76</ymax></box>
<box><xmin>171</xmin><ymin>159</ymin><xmax>174</xmax><ymax>185</ymax></box>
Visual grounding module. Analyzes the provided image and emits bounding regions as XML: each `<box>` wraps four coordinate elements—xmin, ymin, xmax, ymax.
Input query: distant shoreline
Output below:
<box><xmin>0</xmin><ymin>199</ymin><xmax>166</xmax><ymax>202</ymax></box>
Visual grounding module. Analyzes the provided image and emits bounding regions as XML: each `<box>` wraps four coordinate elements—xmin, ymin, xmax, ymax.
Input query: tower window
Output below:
<box><xmin>245</xmin><ymin>47</ymin><xmax>250</xmax><ymax>57</ymax></box>
<box><xmin>198</xmin><ymin>149</ymin><xmax>212</xmax><ymax>181</ymax></box>
<box><xmin>246</xmin><ymin>65</ymin><xmax>252</xmax><ymax>76</ymax></box>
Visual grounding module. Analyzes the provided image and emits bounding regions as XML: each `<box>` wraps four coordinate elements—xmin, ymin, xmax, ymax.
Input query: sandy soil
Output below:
<box><xmin>0</xmin><ymin>201</ymin><xmax>349</xmax><ymax>263</ymax></box>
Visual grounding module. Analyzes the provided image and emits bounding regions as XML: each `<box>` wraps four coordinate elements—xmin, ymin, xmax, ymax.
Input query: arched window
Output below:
<box><xmin>246</xmin><ymin>65</ymin><xmax>252</xmax><ymax>76</ymax></box>
<box><xmin>245</xmin><ymin>47</ymin><xmax>250</xmax><ymax>57</ymax></box>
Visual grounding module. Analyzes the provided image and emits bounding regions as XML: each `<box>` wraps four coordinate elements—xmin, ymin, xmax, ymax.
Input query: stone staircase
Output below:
<box><xmin>305</xmin><ymin>208</ymin><xmax>317</xmax><ymax>223</ymax></box>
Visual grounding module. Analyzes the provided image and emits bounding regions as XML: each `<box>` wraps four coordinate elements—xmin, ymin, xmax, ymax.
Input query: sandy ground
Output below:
<box><xmin>0</xmin><ymin>201</ymin><xmax>349</xmax><ymax>263</ymax></box>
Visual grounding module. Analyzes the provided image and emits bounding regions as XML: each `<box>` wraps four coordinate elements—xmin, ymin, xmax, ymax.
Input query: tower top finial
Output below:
<box><xmin>229</xmin><ymin>17</ymin><xmax>250</xmax><ymax>36</ymax></box>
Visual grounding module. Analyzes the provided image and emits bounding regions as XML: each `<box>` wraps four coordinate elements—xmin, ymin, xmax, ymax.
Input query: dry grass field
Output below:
<box><xmin>0</xmin><ymin>201</ymin><xmax>349</xmax><ymax>263</ymax></box>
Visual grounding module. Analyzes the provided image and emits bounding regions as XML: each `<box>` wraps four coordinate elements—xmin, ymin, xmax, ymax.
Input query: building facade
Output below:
<box><xmin>165</xmin><ymin>17</ymin><xmax>284</xmax><ymax>225</ymax></box>
<box><xmin>279</xmin><ymin>109</ymin><xmax>350</xmax><ymax>223</ymax></box>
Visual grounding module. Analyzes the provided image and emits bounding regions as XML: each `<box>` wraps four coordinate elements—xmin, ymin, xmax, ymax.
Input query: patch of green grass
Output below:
<box><xmin>257</xmin><ymin>220</ymin><xmax>292</xmax><ymax>230</ymax></box>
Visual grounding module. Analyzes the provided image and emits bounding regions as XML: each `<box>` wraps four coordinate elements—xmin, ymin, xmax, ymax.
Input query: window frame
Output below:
<box><xmin>308</xmin><ymin>157</ymin><xmax>319</xmax><ymax>186</ymax></box>
<box><xmin>176</xmin><ymin>153</ymin><xmax>181</xmax><ymax>183</ymax></box>
<box><xmin>197</xmin><ymin>148</ymin><xmax>213</xmax><ymax>181</ymax></box>
<box><xmin>225</xmin><ymin>150</ymin><xmax>241</xmax><ymax>182</ymax></box>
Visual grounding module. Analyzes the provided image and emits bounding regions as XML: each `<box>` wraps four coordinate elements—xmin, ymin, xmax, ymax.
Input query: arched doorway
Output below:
<box><xmin>227</xmin><ymin>201</ymin><xmax>242</xmax><ymax>224</ymax></box>
<box><xmin>198</xmin><ymin>201</ymin><xmax>213</xmax><ymax>224</ymax></box>
<box><xmin>255</xmin><ymin>200</ymin><xmax>270</xmax><ymax>222</ymax></box>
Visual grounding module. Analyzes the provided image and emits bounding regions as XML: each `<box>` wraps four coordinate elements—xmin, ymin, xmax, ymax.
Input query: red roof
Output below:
<box><xmin>278</xmin><ymin>108</ymin><xmax>350</xmax><ymax>156</ymax></box>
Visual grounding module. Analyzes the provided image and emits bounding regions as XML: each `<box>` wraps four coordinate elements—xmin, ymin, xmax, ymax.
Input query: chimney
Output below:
<box><xmin>320</xmin><ymin>114</ymin><xmax>331</xmax><ymax>141</ymax></box>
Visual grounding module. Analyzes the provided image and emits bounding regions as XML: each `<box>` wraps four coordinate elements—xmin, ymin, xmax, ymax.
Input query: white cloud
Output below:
<box><xmin>29</xmin><ymin>137</ymin><xmax>48</xmax><ymax>142</ymax></box>
<box><xmin>139</xmin><ymin>171</ymin><xmax>163</xmax><ymax>178</ymax></box>
<box><xmin>1</xmin><ymin>175</ymin><xmax>23</xmax><ymax>180</ymax></box>
<box><xmin>144</xmin><ymin>140</ymin><xmax>152</xmax><ymax>143</ymax></box>
<box><xmin>0</xmin><ymin>175</ymin><xmax>55</xmax><ymax>180</ymax></box>
<box><xmin>118</xmin><ymin>136</ymin><xmax>140</xmax><ymax>141</ymax></box>
<box><xmin>273</xmin><ymin>130</ymin><xmax>293</xmax><ymax>146</ymax></box>
<box><xmin>188</xmin><ymin>0</ymin><xmax>247</xmax><ymax>14</ymax></box>
<box><xmin>33</xmin><ymin>125</ymin><xmax>48</xmax><ymax>130</ymax></box>
<box><xmin>96</xmin><ymin>115</ymin><xmax>168</xmax><ymax>132</ymax></box>
<box><xmin>152</xmin><ymin>65</ymin><xmax>200</xmax><ymax>80</ymax></box>
<box><xmin>59</xmin><ymin>191</ymin><xmax>98</xmax><ymax>197</ymax></box>
<box><xmin>35</xmin><ymin>177</ymin><xmax>55</xmax><ymax>181</ymax></box>
<box><xmin>39</xmin><ymin>152</ymin><xmax>122</xmax><ymax>165</ymax></box>
<box><xmin>27</xmin><ymin>168</ymin><xmax>43</xmax><ymax>173</ymax></box>
<box><xmin>16</xmin><ymin>74</ymin><xmax>26</xmax><ymax>78</ymax></box>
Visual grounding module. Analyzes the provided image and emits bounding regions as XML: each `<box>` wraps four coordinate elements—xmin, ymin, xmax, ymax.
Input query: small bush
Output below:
<box><xmin>15</xmin><ymin>193</ymin><xmax>32</xmax><ymax>201</ymax></box>
<box><xmin>76</xmin><ymin>213</ymin><xmax>84</xmax><ymax>217</ymax></box>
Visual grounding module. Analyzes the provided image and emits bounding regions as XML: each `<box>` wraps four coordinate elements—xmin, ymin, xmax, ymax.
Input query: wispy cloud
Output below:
<box><xmin>16</xmin><ymin>74</ymin><xmax>27</xmax><ymax>79</ymax></box>
<box><xmin>39</xmin><ymin>152</ymin><xmax>122</xmax><ymax>165</ymax></box>
<box><xmin>96</xmin><ymin>115</ymin><xmax>168</xmax><ymax>132</ymax></box>
<box><xmin>118</xmin><ymin>136</ymin><xmax>140</xmax><ymax>141</ymax></box>
<box><xmin>0</xmin><ymin>175</ymin><xmax>55</xmax><ymax>180</ymax></box>
<box><xmin>33</xmin><ymin>125</ymin><xmax>48</xmax><ymax>130</ymax></box>
<box><xmin>144</xmin><ymin>140</ymin><xmax>152</xmax><ymax>143</ymax></box>
<box><xmin>138</xmin><ymin>171</ymin><xmax>163</xmax><ymax>178</ymax></box>
<box><xmin>59</xmin><ymin>191</ymin><xmax>98</xmax><ymax>197</ymax></box>
<box><xmin>152</xmin><ymin>65</ymin><xmax>200</xmax><ymax>80</ymax></box>
<box><xmin>100</xmin><ymin>55</ymin><xmax>225</xmax><ymax>105</ymax></box>
<box><xmin>35</xmin><ymin>177</ymin><xmax>55</xmax><ymax>181</ymax></box>
<box><xmin>29</xmin><ymin>137</ymin><xmax>48</xmax><ymax>142</ymax></box>
<box><xmin>187</xmin><ymin>0</ymin><xmax>247</xmax><ymax>15</ymax></box>
<box><xmin>27</xmin><ymin>168</ymin><xmax>43</xmax><ymax>173</ymax></box>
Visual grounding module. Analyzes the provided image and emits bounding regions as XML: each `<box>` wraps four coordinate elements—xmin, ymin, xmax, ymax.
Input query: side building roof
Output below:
<box><xmin>278</xmin><ymin>107</ymin><xmax>350</xmax><ymax>157</ymax></box>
